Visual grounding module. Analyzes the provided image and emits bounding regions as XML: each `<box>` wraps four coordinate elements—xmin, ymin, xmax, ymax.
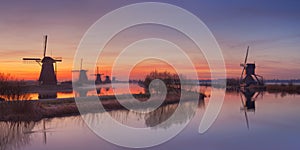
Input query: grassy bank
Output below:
<box><xmin>266</xmin><ymin>84</ymin><xmax>300</xmax><ymax>94</ymax></box>
<box><xmin>0</xmin><ymin>92</ymin><xmax>205</xmax><ymax>122</ymax></box>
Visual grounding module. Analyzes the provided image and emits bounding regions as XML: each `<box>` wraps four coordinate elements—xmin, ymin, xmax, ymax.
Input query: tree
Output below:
<box><xmin>143</xmin><ymin>71</ymin><xmax>181</xmax><ymax>94</ymax></box>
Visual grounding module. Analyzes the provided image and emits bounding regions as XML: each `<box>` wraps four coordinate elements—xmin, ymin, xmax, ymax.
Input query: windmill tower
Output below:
<box><xmin>23</xmin><ymin>35</ymin><xmax>62</xmax><ymax>85</ymax></box>
<box><xmin>240</xmin><ymin>46</ymin><xmax>264</xmax><ymax>87</ymax></box>
<box><xmin>72</xmin><ymin>59</ymin><xmax>88</xmax><ymax>84</ymax></box>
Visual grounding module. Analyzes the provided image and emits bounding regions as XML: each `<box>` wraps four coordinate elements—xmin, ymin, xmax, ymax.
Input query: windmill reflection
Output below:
<box><xmin>96</xmin><ymin>88</ymin><xmax>101</xmax><ymax>94</ymax></box>
<box><xmin>74</xmin><ymin>87</ymin><xmax>112</xmax><ymax>97</ymax></box>
<box><xmin>240</xmin><ymin>88</ymin><xmax>261</xmax><ymax>129</ymax></box>
<box><xmin>74</xmin><ymin>88</ymin><xmax>89</xmax><ymax>97</ymax></box>
<box><xmin>38</xmin><ymin>91</ymin><xmax>57</xmax><ymax>99</ymax></box>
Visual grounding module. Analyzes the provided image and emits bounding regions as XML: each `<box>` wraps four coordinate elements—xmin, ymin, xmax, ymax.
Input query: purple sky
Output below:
<box><xmin>0</xmin><ymin>0</ymin><xmax>299</xmax><ymax>80</ymax></box>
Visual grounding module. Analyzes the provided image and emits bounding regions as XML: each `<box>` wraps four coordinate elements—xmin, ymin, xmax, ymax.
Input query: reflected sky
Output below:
<box><xmin>24</xmin><ymin>83</ymin><xmax>145</xmax><ymax>100</ymax></box>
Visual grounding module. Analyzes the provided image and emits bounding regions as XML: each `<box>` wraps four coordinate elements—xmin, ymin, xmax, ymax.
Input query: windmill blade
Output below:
<box><xmin>240</xmin><ymin>93</ymin><xmax>250</xmax><ymax>129</ymax></box>
<box><xmin>244</xmin><ymin>46</ymin><xmax>249</xmax><ymax>65</ymax></box>
<box><xmin>240</xmin><ymin>67</ymin><xmax>245</xmax><ymax>82</ymax></box>
<box><xmin>253</xmin><ymin>91</ymin><xmax>260</xmax><ymax>100</ymax></box>
<box><xmin>240</xmin><ymin>46</ymin><xmax>249</xmax><ymax>83</ymax></box>
<box><xmin>22</xmin><ymin>58</ymin><xmax>42</xmax><ymax>66</ymax></box>
<box><xmin>24</xmin><ymin>129</ymin><xmax>57</xmax><ymax>134</ymax></box>
<box><xmin>53</xmin><ymin>57</ymin><xmax>62</xmax><ymax>62</ymax></box>
<box><xmin>43</xmin><ymin>35</ymin><xmax>48</xmax><ymax>57</ymax></box>
<box><xmin>54</xmin><ymin>62</ymin><xmax>57</xmax><ymax>76</ymax></box>
<box><xmin>80</xmin><ymin>58</ymin><xmax>83</xmax><ymax>70</ymax></box>
<box><xmin>23</xmin><ymin>58</ymin><xmax>41</xmax><ymax>61</ymax></box>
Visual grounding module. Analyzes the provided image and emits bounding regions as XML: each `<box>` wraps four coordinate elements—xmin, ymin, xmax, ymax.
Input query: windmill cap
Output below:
<box><xmin>41</xmin><ymin>56</ymin><xmax>55</xmax><ymax>63</ymax></box>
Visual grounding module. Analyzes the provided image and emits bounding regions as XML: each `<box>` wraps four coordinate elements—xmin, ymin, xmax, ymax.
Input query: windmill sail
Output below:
<box><xmin>43</xmin><ymin>35</ymin><xmax>47</xmax><ymax>57</ymax></box>
<box><xmin>240</xmin><ymin>46</ymin><xmax>249</xmax><ymax>82</ymax></box>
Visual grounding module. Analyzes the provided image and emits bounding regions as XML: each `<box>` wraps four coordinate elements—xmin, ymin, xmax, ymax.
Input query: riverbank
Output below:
<box><xmin>266</xmin><ymin>84</ymin><xmax>300</xmax><ymax>94</ymax></box>
<box><xmin>0</xmin><ymin>92</ymin><xmax>206</xmax><ymax>122</ymax></box>
<box><xmin>225</xmin><ymin>84</ymin><xmax>300</xmax><ymax>94</ymax></box>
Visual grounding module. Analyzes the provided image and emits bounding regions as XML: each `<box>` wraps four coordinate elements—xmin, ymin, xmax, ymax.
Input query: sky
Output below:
<box><xmin>0</xmin><ymin>0</ymin><xmax>300</xmax><ymax>81</ymax></box>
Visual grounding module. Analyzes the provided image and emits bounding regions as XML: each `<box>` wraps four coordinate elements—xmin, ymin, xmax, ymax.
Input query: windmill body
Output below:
<box><xmin>95</xmin><ymin>74</ymin><xmax>102</xmax><ymax>84</ymax></box>
<box><xmin>72</xmin><ymin>59</ymin><xmax>89</xmax><ymax>84</ymax></box>
<box><xmin>240</xmin><ymin>46</ymin><xmax>264</xmax><ymax>87</ymax></box>
<box><xmin>23</xmin><ymin>35</ymin><xmax>62</xmax><ymax>85</ymax></box>
<box><xmin>39</xmin><ymin>57</ymin><xmax>57</xmax><ymax>85</ymax></box>
<box><xmin>104</xmin><ymin>75</ymin><xmax>111</xmax><ymax>84</ymax></box>
<box><xmin>243</xmin><ymin>63</ymin><xmax>258</xmax><ymax>86</ymax></box>
<box><xmin>94</xmin><ymin>66</ymin><xmax>103</xmax><ymax>84</ymax></box>
<box><xmin>78</xmin><ymin>70</ymin><xmax>88</xmax><ymax>83</ymax></box>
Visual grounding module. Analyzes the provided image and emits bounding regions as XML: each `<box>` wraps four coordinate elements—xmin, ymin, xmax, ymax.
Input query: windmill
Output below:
<box><xmin>23</xmin><ymin>35</ymin><xmax>62</xmax><ymax>85</ymax></box>
<box><xmin>240</xmin><ymin>46</ymin><xmax>264</xmax><ymax>87</ymax></box>
<box><xmin>104</xmin><ymin>75</ymin><xmax>111</xmax><ymax>84</ymax></box>
<box><xmin>72</xmin><ymin>59</ymin><xmax>88</xmax><ymax>84</ymax></box>
<box><xmin>93</xmin><ymin>66</ymin><xmax>103</xmax><ymax>84</ymax></box>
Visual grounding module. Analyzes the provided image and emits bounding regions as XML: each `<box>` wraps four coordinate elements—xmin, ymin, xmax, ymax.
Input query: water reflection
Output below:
<box><xmin>28</xmin><ymin>83</ymin><xmax>145</xmax><ymax>100</ymax></box>
<box><xmin>74</xmin><ymin>88</ymin><xmax>89</xmax><ymax>97</ymax></box>
<box><xmin>2</xmin><ymin>89</ymin><xmax>300</xmax><ymax>150</ymax></box>
<box><xmin>0</xmin><ymin>116</ymin><xmax>86</xmax><ymax>150</ymax></box>
<box><xmin>0</xmin><ymin>99</ymin><xmax>204</xmax><ymax>149</ymax></box>
<box><xmin>38</xmin><ymin>91</ymin><xmax>57</xmax><ymax>99</ymax></box>
<box><xmin>240</xmin><ymin>89</ymin><xmax>263</xmax><ymax>129</ymax></box>
<box><xmin>74</xmin><ymin>87</ymin><xmax>114</xmax><ymax>97</ymax></box>
<box><xmin>240</xmin><ymin>89</ymin><xmax>261</xmax><ymax>112</ymax></box>
<box><xmin>0</xmin><ymin>121</ymin><xmax>35</xmax><ymax>150</ymax></box>
<box><xmin>145</xmin><ymin>100</ymin><xmax>203</xmax><ymax>128</ymax></box>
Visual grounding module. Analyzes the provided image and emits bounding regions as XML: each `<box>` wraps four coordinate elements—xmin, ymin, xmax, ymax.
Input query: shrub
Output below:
<box><xmin>0</xmin><ymin>73</ymin><xmax>30</xmax><ymax>101</ymax></box>
<box><xmin>143</xmin><ymin>71</ymin><xmax>181</xmax><ymax>94</ymax></box>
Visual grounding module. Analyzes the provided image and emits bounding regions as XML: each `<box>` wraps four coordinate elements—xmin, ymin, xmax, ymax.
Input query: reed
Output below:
<box><xmin>0</xmin><ymin>101</ymin><xmax>43</xmax><ymax>121</ymax></box>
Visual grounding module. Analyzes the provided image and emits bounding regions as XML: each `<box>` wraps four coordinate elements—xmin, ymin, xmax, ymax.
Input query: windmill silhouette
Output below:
<box><xmin>240</xmin><ymin>46</ymin><xmax>264</xmax><ymax>87</ymax></box>
<box><xmin>93</xmin><ymin>66</ymin><xmax>103</xmax><ymax>84</ymax></box>
<box><xmin>23</xmin><ymin>35</ymin><xmax>62</xmax><ymax>85</ymax></box>
<box><xmin>72</xmin><ymin>59</ymin><xmax>88</xmax><ymax>84</ymax></box>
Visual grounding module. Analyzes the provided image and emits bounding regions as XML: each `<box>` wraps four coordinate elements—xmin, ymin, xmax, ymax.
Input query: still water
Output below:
<box><xmin>28</xmin><ymin>83</ymin><xmax>145</xmax><ymax>100</ymax></box>
<box><xmin>1</xmin><ymin>88</ymin><xmax>300</xmax><ymax>150</ymax></box>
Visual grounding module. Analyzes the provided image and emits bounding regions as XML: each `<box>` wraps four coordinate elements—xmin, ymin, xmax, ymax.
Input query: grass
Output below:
<box><xmin>0</xmin><ymin>91</ymin><xmax>206</xmax><ymax>122</ymax></box>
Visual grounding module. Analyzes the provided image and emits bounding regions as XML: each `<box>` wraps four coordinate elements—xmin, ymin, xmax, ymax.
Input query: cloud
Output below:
<box><xmin>228</xmin><ymin>33</ymin><xmax>300</xmax><ymax>49</ymax></box>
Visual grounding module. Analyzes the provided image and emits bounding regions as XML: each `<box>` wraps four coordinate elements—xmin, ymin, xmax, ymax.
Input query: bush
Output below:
<box><xmin>143</xmin><ymin>71</ymin><xmax>181</xmax><ymax>94</ymax></box>
<box><xmin>0</xmin><ymin>73</ymin><xmax>30</xmax><ymax>101</ymax></box>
